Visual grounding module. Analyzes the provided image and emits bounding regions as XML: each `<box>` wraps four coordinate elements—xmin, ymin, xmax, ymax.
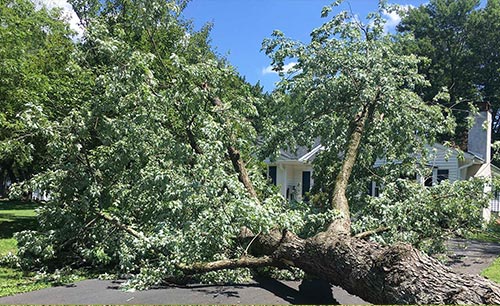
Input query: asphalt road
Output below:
<box><xmin>445</xmin><ymin>238</ymin><xmax>500</xmax><ymax>275</ymax></box>
<box><xmin>0</xmin><ymin>277</ymin><xmax>367</xmax><ymax>304</ymax></box>
<box><xmin>0</xmin><ymin>239</ymin><xmax>498</xmax><ymax>305</ymax></box>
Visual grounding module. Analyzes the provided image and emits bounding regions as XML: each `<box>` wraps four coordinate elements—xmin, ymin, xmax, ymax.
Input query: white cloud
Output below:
<box><xmin>32</xmin><ymin>0</ymin><xmax>83</xmax><ymax>39</ymax></box>
<box><xmin>262</xmin><ymin>62</ymin><xmax>298</xmax><ymax>75</ymax></box>
<box><xmin>382</xmin><ymin>5</ymin><xmax>414</xmax><ymax>33</ymax></box>
<box><xmin>261</xmin><ymin>65</ymin><xmax>276</xmax><ymax>75</ymax></box>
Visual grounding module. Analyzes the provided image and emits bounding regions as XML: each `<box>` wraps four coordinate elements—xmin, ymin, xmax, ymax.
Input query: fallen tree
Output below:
<box><xmin>245</xmin><ymin>227</ymin><xmax>500</xmax><ymax>304</ymax></box>
<box><xmin>176</xmin><ymin>2</ymin><xmax>500</xmax><ymax>302</ymax></box>
<box><xmin>10</xmin><ymin>0</ymin><xmax>500</xmax><ymax>304</ymax></box>
<box><xmin>98</xmin><ymin>210</ymin><xmax>500</xmax><ymax>304</ymax></box>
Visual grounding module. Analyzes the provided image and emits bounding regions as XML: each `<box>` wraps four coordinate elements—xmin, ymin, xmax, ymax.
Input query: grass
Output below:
<box><xmin>467</xmin><ymin>218</ymin><xmax>500</xmax><ymax>283</ymax></box>
<box><xmin>0</xmin><ymin>267</ymin><xmax>52</xmax><ymax>297</ymax></box>
<box><xmin>0</xmin><ymin>199</ymin><xmax>53</xmax><ymax>297</ymax></box>
<box><xmin>0</xmin><ymin>200</ymin><xmax>38</xmax><ymax>255</ymax></box>
<box><xmin>482</xmin><ymin>257</ymin><xmax>500</xmax><ymax>283</ymax></box>
<box><xmin>467</xmin><ymin>229</ymin><xmax>500</xmax><ymax>244</ymax></box>
<box><xmin>466</xmin><ymin>216</ymin><xmax>500</xmax><ymax>243</ymax></box>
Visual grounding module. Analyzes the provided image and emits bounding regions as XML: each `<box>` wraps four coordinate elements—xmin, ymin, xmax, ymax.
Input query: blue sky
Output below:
<box><xmin>183</xmin><ymin>0</ymin><xmax>429</xmax><ymax>91</ymax></box>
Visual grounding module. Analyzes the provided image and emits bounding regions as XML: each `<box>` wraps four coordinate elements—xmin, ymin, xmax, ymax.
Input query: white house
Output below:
<box><xmin>265</xmin><ymin>139</ymin><xmax>322</xmax><ymax>202</ymax></box>
<box><xmin>266</xmin><ymin>105</ymin><xmax>500</xmax><ymax>217</ymax></box>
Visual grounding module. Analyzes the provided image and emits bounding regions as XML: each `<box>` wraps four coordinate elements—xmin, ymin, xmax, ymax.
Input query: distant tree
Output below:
<box><xmin>468</xmin><ymin>0</ymin><xmax>500</xmax><ymax>137</ymax></box>
<box><xmin>396</xmin><ymin>0</ymin><xmax>500</xmax><ymax>148</ymax></box>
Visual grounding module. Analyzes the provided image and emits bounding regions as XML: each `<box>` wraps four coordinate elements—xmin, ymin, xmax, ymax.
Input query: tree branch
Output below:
<box><xmin>186</xmin><ymin>115</ymin><xmax>203</xmax><ymax>155</ymax></box>
<box><xmin>96</xmin><ymin>211</ymin><xmax>146</xmax><ymax>240</ymax></box>
<box><xmin>227</xmin><ymin>146</ymin><xmax>258</xmax><ymax>199</ymax></box>
<box><xmin>178</xmin><ymin>256</ymin><xmax>278</xmax><ymax>274</ymax></box>
<box><xmin>328</xmin><ymin>98</ymin><xmax>377</xmax><ymax>233</ymax></box>
<box><xmin>354</xmin><ymin>226</ymin><xmax>389</xmax><ymax>239</ymax></box>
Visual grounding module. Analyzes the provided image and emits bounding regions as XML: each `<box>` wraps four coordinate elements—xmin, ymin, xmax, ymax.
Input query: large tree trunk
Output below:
<box><xmin>101</xmin><ymin>205</ymin><xmax>500</xmax><ymax>304</ymax></box>
<box><xmin>245</xmin><ymin>226</ymin><xmax>500</xmax><ymax>304</ymax></box>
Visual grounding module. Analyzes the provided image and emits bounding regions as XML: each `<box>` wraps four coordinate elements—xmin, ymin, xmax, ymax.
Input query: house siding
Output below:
<box><xmin>427</xmin><ymin>146</ymin><xmax>459</xmax><ymax>182</ymax></box>
<box><xmin>374</xmin><ymin>145</ymin><xmax>460</xmax><ymax>184</ymax></box>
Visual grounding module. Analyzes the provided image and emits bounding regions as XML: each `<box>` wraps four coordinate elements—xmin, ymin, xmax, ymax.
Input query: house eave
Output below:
<box><xmin>492</xmin><ymin>164</ymin><xmax>500</xmax><ymax>176</ymax></box>
<box><xmin>298</xmin><ymin>144</ymin><xmax>324</xmax><ymax>163</ymax></box>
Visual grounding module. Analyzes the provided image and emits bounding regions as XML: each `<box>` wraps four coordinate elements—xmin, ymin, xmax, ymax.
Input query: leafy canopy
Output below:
<box><xmin>261</xmin><ymin>1</ymin><xmax>452</xmax><ymax>209</ymax></box>
<box><xmin>0</xmin><ymin>0</ymin><xmax>90</xmax><ymax>190</ymax></box>
<box><xmin>11</xmin><ymin>0</ymin><xmax>333</xmax><ymax>288</ymax></box>
<box><xmin>6</xmin><ymin>0</ymin><xmax>491</xmax><ymax>288</ymax></box>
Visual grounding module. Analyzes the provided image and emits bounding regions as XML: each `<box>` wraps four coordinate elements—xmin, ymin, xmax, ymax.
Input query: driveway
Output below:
<box><xmin>0</xmin><ymin>239</ymin><xmax>498</xmax><ymax>305</ymax></box>
<box><xmin>445</xmin><ymin>238</ymin><xmax>500</xmax><ymax>275</ymax></box>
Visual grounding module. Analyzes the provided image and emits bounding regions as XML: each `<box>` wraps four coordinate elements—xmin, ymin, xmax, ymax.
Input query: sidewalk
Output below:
<box><xmin>0</xmin><ymin>239</ymin><xmax>498</xmax><ymax>305</ymax></box>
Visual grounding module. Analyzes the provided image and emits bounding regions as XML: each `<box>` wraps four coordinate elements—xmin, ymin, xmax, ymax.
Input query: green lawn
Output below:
<box><xmin>482</xmin><ymin>257</ymin><xmax>500</xmax><ymax>283</ymax></box>
<box><xmin>0</xmin><ymin>200</ymin><xmax>38</xmax><ymax>255</ymax></box>
<box><xmin>0</xmin><ymin>199</ymin><xmax>53</xmax><ymax>297</ymax></box>
<box><xmin>467</xmin><ymin>228</ymin><xmax>500</xmax><ymax>244</ymax></box>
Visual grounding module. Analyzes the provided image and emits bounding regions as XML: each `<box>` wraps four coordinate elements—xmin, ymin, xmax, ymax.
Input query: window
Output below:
<box><xmin>367</xmin><ymin>181</ymin><xmax>380</xmax><ymax>197</ymax></box>
<box><xmin>437</xmin><ymin>169</ymin><xmax>449</xmax><ymax>184</ymax></box>
<box><xmin>424</xmin><ymin>176</ymin><xmax>433</xmax><ymax>187</ymax></box>
<box><xmin>373</xmin><ymin>183</ymin><xmax>380</xmax><ymax>197</ymax></box>
<box><xmin>400</xmin><ymin>173</ymin><xmax>417</xmax><ymax>180</ymax></box>
<box><xmin>422</xmin><ymin>169</ymin><xmax>449</xmax><ymax>186</ymax></box>
<box><xmin>268</xmin><ymin>166</ymin><xmax>277</xmax><ymax>185</ymax></box>
<box><xmin>492</xmin><ymin>188</ymin><xmax>500</xmax><ymax>212</ymax></box>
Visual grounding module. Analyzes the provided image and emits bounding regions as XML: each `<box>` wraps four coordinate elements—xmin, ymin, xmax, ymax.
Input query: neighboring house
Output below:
<box><xmin>266</xmin><ymin>105</ymin><xmax>500</xmax><ymax>218</ymax></box>
<box><xmin>265</xmin><ymin>139</ymin><xmax>322</xmax><ymax>203</ymax></box>
<box><xmin>0</xmin><ymin>174</ymin><xmax>49</xmax><ymax>201</ymax></box>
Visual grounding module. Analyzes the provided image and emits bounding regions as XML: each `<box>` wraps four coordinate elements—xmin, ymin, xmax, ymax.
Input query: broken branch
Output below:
<box><xmin>354</xmin><ymin>226</ymin><xmax>390</xmax><ymax>239</ymax></box>
<box><xmin>178</xmin><ymin>256</ymin><xmax>278</xmax><ymax>274</ymax></box>
<box><xmin>97</xmin><ymin>211</ymin><xmax>146</xmax><ymax>240</ymax></box>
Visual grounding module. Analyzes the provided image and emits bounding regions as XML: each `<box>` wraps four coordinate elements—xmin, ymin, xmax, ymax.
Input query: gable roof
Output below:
<box><xmin>273</xmin><ymin>138</ymin><xmax>323</xmax><ymax>163</ymax></box>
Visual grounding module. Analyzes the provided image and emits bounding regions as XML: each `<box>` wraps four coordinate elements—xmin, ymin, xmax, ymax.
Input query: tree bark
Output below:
<box><xmin>246</xmin><ymin>228</ymin><xmax>500</xmax><ymax>304</ymax></box>
<box><xmin>227</xmin><ymin>145</ymin><xmax>258</xmax><ymax>199</ymax></box>
<box><xmin>329</xmin><ymin>101</ymin><xmax>376</xmax><ymax>233</ymax></box>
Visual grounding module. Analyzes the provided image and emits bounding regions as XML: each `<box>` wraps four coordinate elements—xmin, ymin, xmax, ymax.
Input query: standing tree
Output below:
<box><xmin>11</xmin><ymin>0</ymin><xmax>500</xmax><ymax>303</ymax></box>
<box><xmin>0</xmin><ymin>0</ymin><xmax>91</xmax><ymax>196</ymax></box>
<box><xmin>468</xmin><ymin>0</ymin><xmax>500</xmax><ymax>137</ymax></box>
<box><xmin>396</xmin><ymin>0</ymin><xmax>500</xmax><ymax>148</ymax></box>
